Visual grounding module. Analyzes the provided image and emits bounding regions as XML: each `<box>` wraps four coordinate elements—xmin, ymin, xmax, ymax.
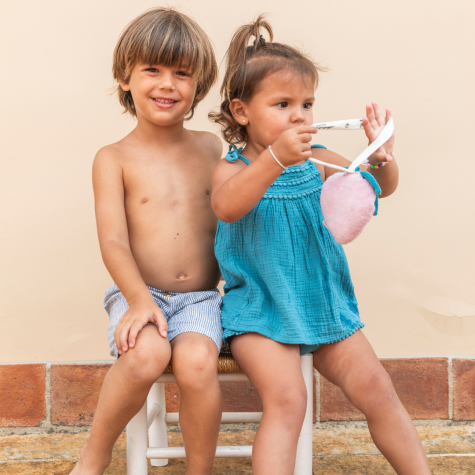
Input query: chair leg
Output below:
<box><xmin>148</xmin><ymin>382</ymin><xmax>168</xmax><ymax>467</ymax></box>
<box><xmin>127</xmin><ymin>399</ymin><xmax>148</xmax><ymax>475</ymax></box>
<box><xmin>294</xmin><ymin>353</ymin><xmax>314</xmax><ymax>475</ymax></box>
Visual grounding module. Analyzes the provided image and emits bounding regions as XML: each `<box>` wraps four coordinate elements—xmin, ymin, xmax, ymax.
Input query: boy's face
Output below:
<box><xmin>121</xmin><ymin>62</ymin><xmax>198</xmax><ymax>125</ymax></box>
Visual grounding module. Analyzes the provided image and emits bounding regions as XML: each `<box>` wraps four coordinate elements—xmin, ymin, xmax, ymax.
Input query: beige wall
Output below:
<box><xmin>1</xmin><ymin>0</ymin><xmax>474</xmax><ymax>362</ymax></box>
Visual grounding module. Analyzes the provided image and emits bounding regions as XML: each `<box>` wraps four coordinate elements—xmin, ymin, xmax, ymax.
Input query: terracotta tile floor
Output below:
<box><xmin>0</xmin><ymin>426</ymin><xmax>474</xmax><ymax>474</ymax></box>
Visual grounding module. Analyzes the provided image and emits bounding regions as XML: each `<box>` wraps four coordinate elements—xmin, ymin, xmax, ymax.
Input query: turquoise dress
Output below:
<box><xmin>215</xmin><ymin>145</ymin><xmax>364</xmax><ymax>355</ymax></box>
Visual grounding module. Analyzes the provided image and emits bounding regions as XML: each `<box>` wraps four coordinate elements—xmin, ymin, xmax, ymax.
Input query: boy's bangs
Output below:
<box><xmin>138</xmin><ymin>19</ymin><xmax>202</xmax><ymax>78</ymax></box>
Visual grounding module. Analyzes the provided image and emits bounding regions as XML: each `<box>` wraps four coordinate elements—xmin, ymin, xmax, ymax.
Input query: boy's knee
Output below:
<box><xmin>122</xmin><ymin>338</ymin><xmax>171</xmax><ymax>384</ymax></box>
<box><xmin>172</xmin><ymin>341</ymin><xmax>218</xmax><ymax>389</ymax></box>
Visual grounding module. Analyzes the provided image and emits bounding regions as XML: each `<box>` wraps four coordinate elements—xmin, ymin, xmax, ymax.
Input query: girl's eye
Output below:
<box><xmin>303</xmin><ymin>103</ymin><xmax>313</xmax><ymax>110</ymax></box>
<box><xmin>277</xmin><ymin>102</ymin><xmax>288</xmax><ymax>108</ymax></box>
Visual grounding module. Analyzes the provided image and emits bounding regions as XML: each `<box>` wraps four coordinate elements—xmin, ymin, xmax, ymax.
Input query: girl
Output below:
<box><xmin>210</xmin><ymin>16</ymin><xmax>431</xmax><ymax>475</ymax></box>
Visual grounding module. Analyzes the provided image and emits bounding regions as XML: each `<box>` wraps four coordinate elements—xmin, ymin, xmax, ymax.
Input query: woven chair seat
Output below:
<box><xmin>163</xmin><ymin>346</ymin><xmax>242</xmax><ymax>373</ymax></box>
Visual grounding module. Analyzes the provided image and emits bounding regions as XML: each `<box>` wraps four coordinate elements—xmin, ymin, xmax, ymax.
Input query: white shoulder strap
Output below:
<box><xmin>309</xmin><ymin>118</ymin><xmax>395</xmax><ymax>173</ymax></box>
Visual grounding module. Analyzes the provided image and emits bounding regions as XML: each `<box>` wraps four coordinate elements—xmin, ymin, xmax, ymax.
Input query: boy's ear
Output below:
<box><xmin>118</xmin><ymin>79</ymin><xmax>131</xmax><ymax>92</ymax></box>
<box><xmin>229</xmin><ymin>99</ymin><xmax>249</xmax><ymax>125</ymax></box>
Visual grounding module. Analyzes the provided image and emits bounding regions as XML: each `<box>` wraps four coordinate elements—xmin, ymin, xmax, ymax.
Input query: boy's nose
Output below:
<box><xmin>158</xmin><ymin>74</ymin><xmax>175</xmax><ymax>91</ymax></box>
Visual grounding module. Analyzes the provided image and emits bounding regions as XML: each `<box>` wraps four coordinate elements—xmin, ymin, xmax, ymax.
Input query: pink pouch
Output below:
<box><xmin>320</xmin><ymin>170</ymin><xmax>381</xmax><ymax>244</ymax></box>
<box><xmin>309</xmin><ymin>117</ymin><xmax>394</xmax><ymax>245</ymax></box>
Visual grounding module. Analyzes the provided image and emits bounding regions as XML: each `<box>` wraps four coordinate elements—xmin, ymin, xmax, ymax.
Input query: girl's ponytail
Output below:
<box><xmin>210</xmin><ymin>15</ymin><xmax>322</xmax><ymax>145</ymax></box>
<box><xmin>209</xmin><ymin>15</ymin><xmax>273</xmax><ymax>144</ymax></box>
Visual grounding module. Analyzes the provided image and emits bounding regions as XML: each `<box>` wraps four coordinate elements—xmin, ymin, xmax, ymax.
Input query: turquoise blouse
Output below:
<box><xmin>215</xmin><ymin>145</ymin><xmax>364</xmax><ymax>355</ymax></box>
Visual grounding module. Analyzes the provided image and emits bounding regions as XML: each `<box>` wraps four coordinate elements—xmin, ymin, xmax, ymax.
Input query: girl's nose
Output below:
<box><xmin>291</xmin><ymin>108</ymin><xmax>305</xmax><ymax>124</ymax></box>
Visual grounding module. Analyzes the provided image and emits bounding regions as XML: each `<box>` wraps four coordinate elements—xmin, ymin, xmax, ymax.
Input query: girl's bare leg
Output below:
<box><xmin>231</xmin><ymin>333</ymin><xmax>307</xmax><ymax>475</ymax></box>
<box><xmin>171</xmin><ymin>332</ymin><xmax>222</xmax><ymax>475</ymax></box>
<box><xmin>314</xmin><ymin>330</ymin><xmax>431</xmax><ymax>475</ymax></box>
<box><xmin>71</xmin><ymin>325</ymin><xmax>171</xmax><ymax>474</ymax></box>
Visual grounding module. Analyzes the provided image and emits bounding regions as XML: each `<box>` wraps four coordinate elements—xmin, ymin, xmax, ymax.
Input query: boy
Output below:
<box><xmin>72</xmin><ymin>8</ymin><xmax>223</xmax><ymax>475</ymax></box>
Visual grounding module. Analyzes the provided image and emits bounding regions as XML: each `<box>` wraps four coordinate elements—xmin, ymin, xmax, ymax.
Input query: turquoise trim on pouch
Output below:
<box><xmin>343</xmin><ymin>166</ymin><xmax>382</xmax><ymax>216</ymax></box>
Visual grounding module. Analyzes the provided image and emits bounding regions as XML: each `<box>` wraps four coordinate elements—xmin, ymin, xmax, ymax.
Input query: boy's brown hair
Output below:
<box><xmin>113</xmin><ymin>7</ymin><xmax>218</xmax><ymax>119</ymax></box>
<box><xmin>209</xmin><ymin>15</ymin><xmax>324</xmax><ymax>144</ymax></box>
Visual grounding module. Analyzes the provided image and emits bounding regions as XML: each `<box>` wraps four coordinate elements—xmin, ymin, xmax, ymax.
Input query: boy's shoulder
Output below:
<box><xmin>93</xmin><ymin>137</ymin><xmax>132</xmax><ymax>170</ymax></box>
<box><xmin>188</xmin><ymin>130</ymin><xmax>222</xmax><ymax>162</ymax></box>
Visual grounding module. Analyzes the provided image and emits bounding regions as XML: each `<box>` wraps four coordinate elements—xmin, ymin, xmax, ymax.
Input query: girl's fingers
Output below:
<box><xmin>372</xmin><ymin>102</ymin><xmax>385</xmax><ymax>127</ymax></box>
<box><xmin>366</xmin><ymin>104</ymin><xmax>377</xmax><ymax>128</ymax></box>
<box><xmin>297</xmin><ymin>125</ymin><xmax>318</xmax><ymax>135</ymax></box>
<box><xmin>385</xmin><ymin>109</ymin><xmax>392</xmax><ymax>124</ymax></box>
<box><xmin>299</xmin><ymin>133</ymin><xmax>313</xmax><ymax>143</ymax></box>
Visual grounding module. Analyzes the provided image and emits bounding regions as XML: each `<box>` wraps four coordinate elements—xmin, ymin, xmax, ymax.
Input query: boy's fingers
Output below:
<box><xmin>156</xmin><ymin>319</ymin><xmax>168</xmax><ymax>338</ymax></box>
<box><xmin>118</xmin><ymin>320</ymin><xmax>134</xmax><ymax>352</ymax></box>
<box><xmin>128</xmin><ymin>322</ymin><xmax>144</xmax><ymax>348</ymax></box>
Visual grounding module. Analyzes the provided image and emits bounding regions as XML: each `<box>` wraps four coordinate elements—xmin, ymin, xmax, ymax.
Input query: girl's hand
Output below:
<box><xmin>271</xmin><ymin>125</ymin><xmax>317</xmax><ymax>167</ymax></box>
<box><xmin>362</xmin><ymin>102</ymin><xmax>395</xmax><ymax>166</ymax></box>
<box><xmin>114</xmin><ymin>296</ymin><xmax>168</xmax><ymax>355</ymax></box>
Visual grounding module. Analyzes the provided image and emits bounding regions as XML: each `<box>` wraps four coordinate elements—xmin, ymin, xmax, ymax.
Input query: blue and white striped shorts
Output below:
<box><xmin>104</xmin><ymin>284</ymin><xmax>223</xmax><ymax>358</ymax></box>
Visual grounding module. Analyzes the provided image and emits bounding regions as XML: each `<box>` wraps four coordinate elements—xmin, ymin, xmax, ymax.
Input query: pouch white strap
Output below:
<box><xmin>308</xmin><ymin>118</ymin><xmax>395</xmax><ymax>173</ymax></box>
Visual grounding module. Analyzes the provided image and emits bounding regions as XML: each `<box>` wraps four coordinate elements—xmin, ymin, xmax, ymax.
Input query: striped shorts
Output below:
<box><xmin>104</xmin><ymin>284</ymin><xmax>223</xmax><ymax>358</ymax></box>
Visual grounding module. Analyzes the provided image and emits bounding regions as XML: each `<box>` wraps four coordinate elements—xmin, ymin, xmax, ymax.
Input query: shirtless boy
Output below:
<box><xmin>72</xmin><ymin>8</ymin><xmax>223</xmax><ymax>475</ymax></box>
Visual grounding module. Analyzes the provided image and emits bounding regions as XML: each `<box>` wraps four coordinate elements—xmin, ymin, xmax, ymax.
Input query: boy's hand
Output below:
<box><xmin>271</xmin><ymin>125</ymin><xmax>317</xmax><ymax>167</ymax></box>
<box><xmin>114</xmin><ymin>297</ymin><xmax>168</xmax><ymax>355</ymax></box>
<box><xmin>363</xmin><ymin>102</ymin><xmax>395</xmax><ymax>166</ymax></box>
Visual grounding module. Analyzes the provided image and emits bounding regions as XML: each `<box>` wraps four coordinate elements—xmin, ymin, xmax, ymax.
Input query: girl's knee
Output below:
<box><xmin>264</xmin><ymin>383</ymin><xmax>307</xmax><ymax>422</ymax></box>
<box><xmin>352</xmin><ymin>368</ymin><xmax>398</xmax><ymax>414</ymax></box>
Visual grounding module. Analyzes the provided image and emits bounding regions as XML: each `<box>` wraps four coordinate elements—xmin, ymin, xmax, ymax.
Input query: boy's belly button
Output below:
<box><xmin>177</xmin><ymin>273</ymin><xmax>187</xmax><ymax>280</ymax></box>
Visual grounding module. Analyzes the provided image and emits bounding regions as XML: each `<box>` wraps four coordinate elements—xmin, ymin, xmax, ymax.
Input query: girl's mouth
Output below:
<box><xmin>152</xmin><ymin>97</ymin><xmax>178</xmax><ymax>109</ymax></box>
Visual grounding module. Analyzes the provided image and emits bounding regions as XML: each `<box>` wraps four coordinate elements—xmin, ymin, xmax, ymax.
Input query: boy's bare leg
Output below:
<box><xmin>71</xmin><ymin>325</ymin><xmax>171</xmax><ymax>475</ymax></box>
<box><xmin>171</xmin><ymin>333</ymin><xmax>222</xmax><ymax>475</ymax></box>
<box><xmin>230</xmin><ymin>333</ymin><xmax>307</xmax><ymax>475</ymax></box>
<box><xmin>314</xmin><ymin>330</ymin><xmax>432</xmax><ymax>475</ymax></box>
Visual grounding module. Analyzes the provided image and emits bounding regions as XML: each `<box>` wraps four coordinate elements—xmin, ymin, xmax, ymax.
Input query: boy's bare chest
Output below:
<box><xmin>123</xmin><ymin>155</ymin><xmax>214</xmax><ymax>210</ymax></box>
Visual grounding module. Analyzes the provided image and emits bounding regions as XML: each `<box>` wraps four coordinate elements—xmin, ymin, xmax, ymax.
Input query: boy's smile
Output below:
<box><xmin>152</xmin><ymin>96</ymin><xmax>178</xmax><ymax>109</ymax></box>
<box><xmin>121</xmin><ymin>63</ymin><xmax>197</xmax><ymax>126</ymax></box>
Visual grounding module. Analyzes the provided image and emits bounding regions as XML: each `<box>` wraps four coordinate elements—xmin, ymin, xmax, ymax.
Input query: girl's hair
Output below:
<box><xmin>209</xmin><ymin>15</ymin><xmax>324</xmax><ymax>144</ymax></box>
<box><xmin>113</xmin><ymin>7</ymin><xmax>218</xmax><ymax>119</ymax></box>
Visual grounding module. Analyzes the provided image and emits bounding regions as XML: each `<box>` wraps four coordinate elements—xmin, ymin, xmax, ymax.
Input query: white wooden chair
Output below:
<box><xmin>126</xmin><ymin>347</ymin><xmax>314</xmax><ymax>475</ymax></box>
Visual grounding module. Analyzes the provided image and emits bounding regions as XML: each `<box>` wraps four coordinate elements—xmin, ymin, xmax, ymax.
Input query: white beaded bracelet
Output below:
<box><xmin>268</xmin><ymin>145</ymin><xmax>288</xmax><ymax>170</ymax></box>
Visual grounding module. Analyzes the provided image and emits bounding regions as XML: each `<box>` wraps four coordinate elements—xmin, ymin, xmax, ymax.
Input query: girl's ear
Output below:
<box><xmin>229</xmin><ymin>99</ymin><xmax>249</xmax><ymax>125</ymax></box>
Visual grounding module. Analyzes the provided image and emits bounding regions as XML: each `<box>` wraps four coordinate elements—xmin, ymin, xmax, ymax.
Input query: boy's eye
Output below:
<box><xmin>303</xmin><ymin>103</ymin><xmax>313</xmax><ymax>110</ymax></box>
<box><xmin>176</xmin><ymin>70</ymin><xmax>190</xmax><ymax>77</ymax></box>
<box><xmin>277</xmin><ymin>102</ymin><xmax>288</xmax><ymax>108</ymax></box>
<box><xmin>146</xmin><ymin>68</ymin><xmax>159</xmax><ymax>73</ymax></box>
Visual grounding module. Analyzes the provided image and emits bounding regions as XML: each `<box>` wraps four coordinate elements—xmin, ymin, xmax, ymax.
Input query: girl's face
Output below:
<box><xmin>120</xmin><ymin>62</ymin><xmax>197</xmax><ymax>126</ymax></box>
<box><xmin>233</xmin><ymin>71</ymin><xmax>315</xmax><ymax>151</ymax></box>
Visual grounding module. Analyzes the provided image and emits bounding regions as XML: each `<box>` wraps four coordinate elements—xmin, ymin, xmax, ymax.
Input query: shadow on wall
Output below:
<box><xmin>421</xmin><ymin>297</ymin><xmax>475</xmax><ymax>336</ymax></box>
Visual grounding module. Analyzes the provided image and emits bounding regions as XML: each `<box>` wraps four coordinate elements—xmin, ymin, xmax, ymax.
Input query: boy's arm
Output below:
<box><xmin>93</xmin><ymin>147</ymin><xmax>168</xmax><ymax>354</ymax></box>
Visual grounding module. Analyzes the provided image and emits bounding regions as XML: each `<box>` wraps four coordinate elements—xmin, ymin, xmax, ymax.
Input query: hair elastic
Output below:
<box><xmin>268</xmin><ymin>145</ymin><xmax>287</xmax><ymax>170</ymax></box>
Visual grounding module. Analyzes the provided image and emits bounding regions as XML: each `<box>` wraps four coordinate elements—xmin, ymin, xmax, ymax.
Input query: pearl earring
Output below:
<box><xmin>243</xmin><ymin>120</ymin><xmax>246</xmax><ymax>123</ymax></box>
